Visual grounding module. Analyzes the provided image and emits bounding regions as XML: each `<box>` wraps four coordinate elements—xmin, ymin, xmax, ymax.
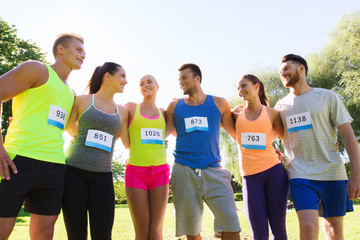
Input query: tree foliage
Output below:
<box><xmin>0</xmin><ymin>18</ymin><xmax>46</xmax><ymax>139</ymax></box>
<box><xmin>308</xmin><ymin>11</ymin><xmax>360</xmax><ymax>137</ymax></box>
<box><xmin>221</xmin><ymin>11</ymin><xmax>360</xmax><ymax>183</ymax></box>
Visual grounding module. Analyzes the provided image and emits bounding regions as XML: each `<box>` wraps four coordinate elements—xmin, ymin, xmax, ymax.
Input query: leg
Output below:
<box><xmin>265</xmin><ymin>164</ymin><xmax>289</xmax><ymax>240</ymax></box>
<box><xmin>148</xmin><ymin>184</ymin><xmax>169</xmax><ymax>240</ymax></box>
<box><xmin>126</xmin><ymin>187</ymin><xmax>150</xmax><ymax>240</ymax></box>
<box><xmin>171</xmin><ymin>164</ymin><xmax>204</xmax><ymax>237</ymax></box>
<box><xmin>0</xmin><ymin>217</ymin><xmax>17</xmax><ymax>240</ymax></box>
<box><xmin>203</xmin><ymin>168</ymin><xmax>241</xmax><ymax>238</ymax></box>
<box><xmin>186</xmin><ymin>234</ymin><xmax>202</xmax><ymax>240</ymax></box>
<box><xmin>242</xmin><ymin>174</ymin><xmax>269</xmax><ymax>240</ymax></box>
<box><xmin>297</xmin><ymin>209</ymin><xmax>319</xmax><ymax>240</ymax></box>
<box><xmin>88</xmin><ymin>172</ymin><xmax>114</xmax><ymax>240</ymax></box>
<box><xmin>221</xmin><ymin>231</ymin><xmax>240</xmax><ymax>240</ymax></box>
<box><xmin>29</xmin><ymin>214</ymin><xmax>58</xmax><ymax>240</ymax></box>
<box><xmin>62</xmin><ymin>166</ymin><xmax>89</xmax><ymax>240</ymax></box>
<box><xmin>322</xmin><ymin>216</ymin><xmax>343</xmax><ymax>240</ymax></box>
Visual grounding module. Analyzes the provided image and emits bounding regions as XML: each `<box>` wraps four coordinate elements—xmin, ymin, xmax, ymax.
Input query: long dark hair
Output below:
<box><xmin>87</xmin><ymin>62</ymin><xmax>122</xmax><ymax>94</ymax></box>
<box><xmin>240</xmin><ymin>74</ymin><xmax>269</xmax><ymax>106</ymax></box>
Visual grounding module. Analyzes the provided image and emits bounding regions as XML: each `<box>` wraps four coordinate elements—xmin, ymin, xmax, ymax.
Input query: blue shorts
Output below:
<box><xmin>290</xmin><ymin>179</ymin><xmax>353</xmax><ymax>218</ymax></box>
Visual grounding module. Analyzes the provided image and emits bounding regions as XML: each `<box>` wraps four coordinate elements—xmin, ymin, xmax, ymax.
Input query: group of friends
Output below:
<box><xmin>0</xmin><ymin>33</ymin><xmax>359</xmax><ymax>240</ymax></box>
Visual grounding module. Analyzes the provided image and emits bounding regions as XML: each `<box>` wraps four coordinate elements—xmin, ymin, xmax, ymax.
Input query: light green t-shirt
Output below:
<box><xmin>275</xmin><ymin>88</ymin><xmax>352</xmax><ymax>180</ymax></box>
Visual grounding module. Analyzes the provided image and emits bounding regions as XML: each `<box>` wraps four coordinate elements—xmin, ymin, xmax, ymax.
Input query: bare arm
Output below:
<box><xmin>0</xmin><ymin>61</ymin><xmax>47</xmax><ymax>180</ymax></box>
<box><xmin>338</xmin><ymin>122</ymin><xmax>360</xmax><ymax>200</ymax></box>
<box><xmin>165</xmin><ymin>100</ymin><xmax>178</xmax><ymax>138</ymax></box>
<box><xmin>214</xmin><ymin>96</ymin><xmax>236</xmax><ymax>141</ymax></box>
<box><xmin>118</xmin><ymin>105</ymin><xmax>130</xmax><ymax>149</ymax></box>
<box><xmin>267</xmin><ymin>107</ymin><xmax>284</xmax><ymax>139</ymax></box>
<box><xmin>65</xmin><ymin>99</ymin><xmax>79</xmax><ymax>138</ymax></box>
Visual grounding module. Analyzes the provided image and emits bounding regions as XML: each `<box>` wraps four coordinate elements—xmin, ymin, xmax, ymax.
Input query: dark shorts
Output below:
<box><xmin>0</xmin><ymin>155</ymin><xmax>66</xmax><ymax>217</ymax></box>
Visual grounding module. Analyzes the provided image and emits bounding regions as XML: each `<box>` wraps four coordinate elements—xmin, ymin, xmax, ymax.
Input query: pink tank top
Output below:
<box><xmin>235</xmin><ymin>105</ymin><xmax>280</xmax><ymax>176</ymax></box>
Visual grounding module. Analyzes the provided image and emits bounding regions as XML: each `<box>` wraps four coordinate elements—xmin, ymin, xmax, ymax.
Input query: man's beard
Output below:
<box><xmin>283</xmin><ymin>70</ymin><xmax>300</xmax><ymax>87</ymax></box>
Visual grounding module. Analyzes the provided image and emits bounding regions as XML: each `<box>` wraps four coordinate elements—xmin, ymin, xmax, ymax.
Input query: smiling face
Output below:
<box><xmin>178</xmin><ymin>68</ymin><xmax>198</xmax><ymax>95</ymax></box>
<box><xmin>109</xmin><ymin>66</ymin><xmax>127</xmax><ymax>93</ymax></box>
<box><xmin>237</xmin><ymin>78</ymin><xmax>259</xmax><ymax>102</ymax></box>
<box><xmin>279</xmin><ymin>60</ymin><xmax>301</xmax><ymax>88</ymax></box>
<box><xmin>61</xmin><ymin>38</ymin><xmax>86</xmax><ymax>70</ymax></box>
<box><xmin>139</xmin><ymin>74</ymin><xmax>158</xmax><ymax>97</ymax></box>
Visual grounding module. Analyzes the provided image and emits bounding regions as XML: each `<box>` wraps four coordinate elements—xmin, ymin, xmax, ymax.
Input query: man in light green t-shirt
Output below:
<box><xmin>0</xmin><ymin>34</ymin><xmax>85</xmax><ymax>240</ymax></box>
<box><xmin>275</xmin><ymin>54</ymin><xmax>360</xmax><ymax>240</ymax></box>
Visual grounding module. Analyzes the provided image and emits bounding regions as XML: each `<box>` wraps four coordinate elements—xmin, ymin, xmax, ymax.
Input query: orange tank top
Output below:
<box><xmin>235</xmin><ymin>105</ymin><xmax>280</xmax><ymax>176</ymax></box>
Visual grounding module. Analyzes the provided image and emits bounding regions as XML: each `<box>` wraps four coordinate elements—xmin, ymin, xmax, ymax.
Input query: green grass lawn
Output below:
<box><xmin>9</xmin><ymin>199</ymin><xmax>360</xmax><ymax>239</ymax></box>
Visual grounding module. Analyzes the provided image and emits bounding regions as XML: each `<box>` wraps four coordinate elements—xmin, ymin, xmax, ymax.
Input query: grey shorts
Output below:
<box><xmin>171</xmin><ymin>163</ymin><xmax>241</xmax><ymax>237</ymax></box>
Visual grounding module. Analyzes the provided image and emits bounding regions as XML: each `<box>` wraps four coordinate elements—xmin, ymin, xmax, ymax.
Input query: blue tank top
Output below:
<box><xmin>173</xmin><ymin>95</ymin><xmax>221</xmax><ymax>169</ymax></box>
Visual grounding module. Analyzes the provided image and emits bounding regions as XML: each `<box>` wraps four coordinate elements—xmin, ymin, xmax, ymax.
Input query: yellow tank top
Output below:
<box><xmin>128</xmin><ymin>104</ymin><xmax>167</xmax><ymax>166</ymax></box>
<box><xmin>4</xmin><ymin>64</ymin><xmax>74</xmax><ymax>164</ymax></box>
<box><xmin>235</xmin><ymin>105</ymin><xmax>280</xmax><ymax>176</ymax></box>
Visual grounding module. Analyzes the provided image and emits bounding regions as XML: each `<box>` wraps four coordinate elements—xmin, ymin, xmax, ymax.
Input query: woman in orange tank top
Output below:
<box><xmin>232</xmin><ymin>74</ymin><xmax>289</xmax><ymax>240</ymax></box>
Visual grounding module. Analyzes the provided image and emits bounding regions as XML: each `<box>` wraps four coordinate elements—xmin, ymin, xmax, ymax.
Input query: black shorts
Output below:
<box><xmin>0</xmin><ymin>155</ymin><xmax>66</xmax><ymax>217</ymax></box>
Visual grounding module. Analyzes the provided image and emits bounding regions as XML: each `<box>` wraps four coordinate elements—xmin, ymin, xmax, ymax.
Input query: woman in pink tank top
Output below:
<box><xmin>232</xmin><ymin>74</ymin><xmax>289</xmax><ymax>240</ymax></box>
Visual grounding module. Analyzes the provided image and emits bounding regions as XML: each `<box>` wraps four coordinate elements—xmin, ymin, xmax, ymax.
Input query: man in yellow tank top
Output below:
<box><xmin>0</xmin><ymin>33</ymin><xmax>85</xmax><ymax>240</ymax></box>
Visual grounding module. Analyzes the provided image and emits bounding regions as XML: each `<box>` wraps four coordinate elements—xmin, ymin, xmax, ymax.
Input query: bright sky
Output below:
<box><xmin>1</xmin><ymin>0</ymin><xmax>359</xmax><ymax>162</ymax></box>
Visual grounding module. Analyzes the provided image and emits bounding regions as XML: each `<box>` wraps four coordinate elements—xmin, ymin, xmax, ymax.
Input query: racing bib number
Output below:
<box><xmin>286</xmin><ymin>112</ymin><xmax>313</xmax><ymax>133</ymax></box>
<box><xmin>85</xmin><ymin>130</ymin><xmax>113</xmax><ymax>152</ymax></box>
<box><xmin>184</xmin><ymin>117</ymin><xmax>208</xmax><ymax>133</ymax></box>
<box><xmin>47</xmin><ymin>105</ymin><xmax>67</xmax><ymax>130</ymax></box>
<box><xmin>241</xmin><ymin>133</ymin><xmax>266</xmax><ymax>150</ymax></box>
<box><xmin>141</xmin><ymin>128</ymin><xmax>163</xmax><ymax>145</ymax></box>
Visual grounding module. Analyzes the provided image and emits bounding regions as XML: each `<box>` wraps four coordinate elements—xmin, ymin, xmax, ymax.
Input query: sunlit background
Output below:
<box><xmin>1</xmin><ymin>0</ymin><xmax>359</xmax><ymax>164</ymax></box>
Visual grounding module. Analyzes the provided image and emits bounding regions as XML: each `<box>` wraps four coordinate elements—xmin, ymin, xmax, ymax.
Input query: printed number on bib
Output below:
<box><xmin>141</xmin><ymin>128</ymin><xmax>163</xmax><ymax>145</ymax></box>
<box><xmin>286</xmin><ymin>112</ymin><xmax>312</xmax><ymax>133</ymax></box>
<box><xmin>47</xmin><ymin>105</ymin><xmax>67</xmax><ymax>130</ymax></box>
<box><xmin>85</xmin><ymin>130</ymin><xmax>114</xmax><ymax>152</ymax></box>
<box><xmin>184</xmin><ymin>117</ymin><xmax>208</xmax><ymax>133</ymax></box>
<box><xmin>241</xmin><ymin>133</ymin><xmax>266</xmax><ymax>150</ymax></box>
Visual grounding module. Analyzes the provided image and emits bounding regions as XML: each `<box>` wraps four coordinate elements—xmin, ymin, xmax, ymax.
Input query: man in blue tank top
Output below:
<box><xmin>166</xmin><ymin>63</ymin><xmax>241</xmax><ymax>240</ymax></box>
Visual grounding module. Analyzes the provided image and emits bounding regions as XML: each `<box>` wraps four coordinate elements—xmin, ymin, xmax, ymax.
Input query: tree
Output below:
<box><xmin>221</xmin><ymin>11</ymin><xmax>360</xmax><ymax>183</ymax></box>
<box><xmin>307</xmin><ymin>11</ymin><xmax>360</xmax><ymax>138</ymax></box>
<box><xmin>112</xmin><ymin>149</ymin><xmax>127</xmax><ymax>202</ymax></box>
<box><xmin>0</xmin><ymin>18</ymin><xmax>46</xmax><ymax>139</ymax></box>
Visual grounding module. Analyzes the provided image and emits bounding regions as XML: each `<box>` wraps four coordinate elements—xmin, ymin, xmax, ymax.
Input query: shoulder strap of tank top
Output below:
<box><xmin>157</xmin><ymin>107</ymin><xmax>164</xmax><ymax>119</ymax></box>
<box><xmin>115</xmin><ymin>103</ymin><xmax>119</xmax><ymax>114</ymax></box>
<box><xmin>91</xmin><ymin>94</ymin><xmax>95</xmax><ymax>106</ymax></box>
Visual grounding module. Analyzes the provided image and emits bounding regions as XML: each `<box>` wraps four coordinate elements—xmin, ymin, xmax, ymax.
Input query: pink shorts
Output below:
<box><xmin>125</xmin><ymin>163</ymin><xmax>170</xmax><ymax>190</ymax></box>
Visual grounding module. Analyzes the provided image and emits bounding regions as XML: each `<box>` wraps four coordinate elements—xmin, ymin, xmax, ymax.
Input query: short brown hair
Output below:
<box><xmin>178</xmin><ymin>63</ymin><xmax>202</xmax><ymax>83</ymax></box>
<box><xmin>281</xmin><ymin>54</ymin><xmax>308</xmax><ymax>76</ymax></box>
<box><xmin>52</xmin><ymin>33</ymin><xmax>84</xmax><ymax>58</ymax></box>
